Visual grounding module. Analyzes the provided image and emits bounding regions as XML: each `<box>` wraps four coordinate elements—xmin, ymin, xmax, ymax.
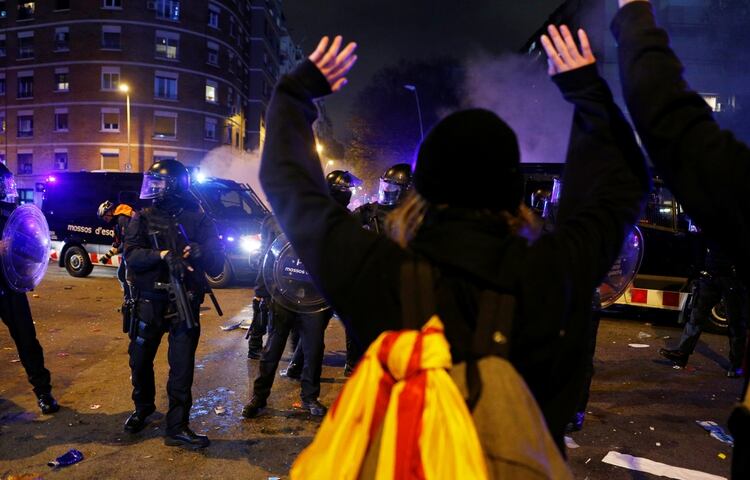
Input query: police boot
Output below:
<box><xmin>124</xmin><ymin>406</ymin><xmax>155</xmax><ymax>433</ymax></box>
<box><xmin>241</xmin><ymin>397</ymin><xmax>267</xmax><ymax>419</ymax></box>
<box><xmin>247</xmin><ymin>339</ymin><xmax>263</xmax><ymax>359</ymax></box>
<box><xmin>37</xmin><ymin>393</ymin><xmax>60</xmax><ymax>415</ymax></box>
<box><xmin>164</xmin><ymin>427</ymin><xmax>210</xmax><ymax>449</ymax></box>
<box><xmin>659</xmin><ymin>348</ymin><xmax>688</xmax><ymax>368</ymax></box>
<box><xmin>343</xmin><ymin>363</ymin><xmax>355</xmax><ymax>377</ymax></box>
<box><xmin>301</xmin><ymin>399</ymin><xmax>327</xmax><ymax>417</ymax></box>
<box><xmin>280</xmin><ymin>363</ymin><xmax>302</xmax><ymax>380</ymax></box>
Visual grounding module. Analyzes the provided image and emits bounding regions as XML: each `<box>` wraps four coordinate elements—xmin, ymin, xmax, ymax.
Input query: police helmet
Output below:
<box><xmin>378</xmin><ymin>163</ymin><xmax>412</xmax><ymax>206</ymax></box>
<box><xmin>97</xmin><ymin>200</ymin><xmax>115</xmax><ymax>219</ymax></box>
<box><xmin>530</xmin><ymin>189</ymin><xmax>551</xmax><ymax>217</ymax></box>
<box><xmin>139</xmin><ymin>159</ymin><xmax>191</xmax><ymax>200</ymax></box>
<box><xmin>326</xmin><ymin>170</ymin><xmax>363</xmax><ymax>192</ymax></box>
<box><xmin>0</xmin><ymin>163</ymin><xmax>19</xmax><ymax>204</ymax></box>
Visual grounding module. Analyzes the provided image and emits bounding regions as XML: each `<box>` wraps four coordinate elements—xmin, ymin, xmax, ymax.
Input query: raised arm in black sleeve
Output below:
<box><xmin>612</xmin><ymin>1</ymin><xmax>750</xmax><ymax>280</ymax></box>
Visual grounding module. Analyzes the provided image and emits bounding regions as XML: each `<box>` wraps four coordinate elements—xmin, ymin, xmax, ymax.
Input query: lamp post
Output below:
<box><xmin>403</xmin><ymin>84</ymin><xmax>424</xmax><ymax>142</ymax></box>
<box><xmin>118</xmin><ymin>83</ymin><xmax>132</xmax><ymax>171</ymax></box>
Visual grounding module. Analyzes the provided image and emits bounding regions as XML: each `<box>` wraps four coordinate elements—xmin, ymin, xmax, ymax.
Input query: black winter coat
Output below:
<box><xmin>259</xmin><ymin>60</ymin><xmax>649</xmax><ymax>451</ymax></box>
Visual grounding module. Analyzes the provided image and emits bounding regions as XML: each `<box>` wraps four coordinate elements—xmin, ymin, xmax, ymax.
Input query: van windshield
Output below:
<box><xmin>197</xmin><ymin>184</ymin><xmax>260</xmax><ymax>218</ymax></box>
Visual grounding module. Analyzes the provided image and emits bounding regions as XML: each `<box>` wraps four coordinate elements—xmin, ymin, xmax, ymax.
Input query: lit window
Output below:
<box><xmin>154</xmin><ymin>112</ymin><xmax>177</xmax><ymax>139</ymax></box>
<box><xmin>155</xmin><ymin>30</ymin><xmax>179</xmax><ymax>60</ymax></box>
<box><xmin>207</xmin><ymin>41</ymin><xmax>219</xmax><ymax>65</ymax></box>
<box><xmin>102</xmin><ymin>25</ymin><xmax>122</xmax><ymax>50</ymax></box>
<box><xmin>101</xmin><ymin>109</ymin><xmax>120</xmax><ymax>131</ymax></box>
<box><xmin>205</xmin><ymin>80</ymin><xmax>218</xmax><ymax>103</ymax></box>
<box><xmin>54</xmin><ymin>109</ymin><xmax>69</xmax><ymax>131</ymax></box>
<box><xmin>101</xmin><ymin>67</ymin><xmax>120</xmax><ymax>91</ymax></box>
<box><xmin>54</xmin><ymin>69</ymin><xmax>69</xmax><ymax>92</ymax></box>
<box><xmin>154</xmin><ymin>72</ymin><xmax>178</xmax><ymax>100</ymax></box>
<box><xmin>18</xmin><ymin>188</ymin><xmax>34</xmax><ymax>204</ymax></box>
<box><xmin>54</xmin><ymin>151</ymin><xmax>69</xmax><ymax>170</ymax></box>
<box><xmin>17</xmin><ymin>74</ymin><xmax>34</xmax><ymax>99</ymax></box>
<box><xmin>54</xmin><ymin>27</ymin><xmax>70</xmax><ymax>51</ymax></box>
<box><xmin>154</xmin><ymin>0</ymin><xmax>180</xmax><ymax>21</ymax></box>
<box><xmin>204</xmin><ymin>117</ymin><xmax>217</xmax><ymax>140</ymax></box>
<box><xmin>18</xmin><ymin>2</ymin><xmax>34</xmax><ymax>20</ymax></box>
<box><xmin>17</xmin><ymin>113</ymin><xmax>33</xmax><ymax>138</ymax></box>
<box><xmin>208</xmin><ymin>3</ymin><xmax>219</xmax><ymax>28</ymax></box>
<box><xmin>102</xmin><ymin>0</ymin><xmax>121</xmax><ymax>8</ymax></box>
<box><xmin>0</xmin><ymin>114</ymin><xmax>5</xmax><ymax>134</ymax></box>
<box><xmin>18</xmin><ymin>32</ymin><xmax>34</xmax><ymax>59</ymax></box>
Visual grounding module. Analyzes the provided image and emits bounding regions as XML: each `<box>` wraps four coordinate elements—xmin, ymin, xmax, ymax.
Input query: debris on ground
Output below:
<box><xmin>628</xmin><ymin>344</ymin><xmax>650</xmax><ymax>348</ymax></box>
<box><xmin>602</xmin><ymin>451</ymin><xmax>726</xmax><ymax>479</ymax></box>
<box><xmin>564</xmin><ymin>436</ymin><xmax>580</xmax><ymax>449</ymax></box>
<box><xmin>220</xmin><ymin>322</ymin><xmax>243</xmax><ymax>331</ymax></box>
<box><xmin>718</xmin><ymin>453</ymin><xmax>727</xmax><ymax>460</ymax></box>
<box><xmin>696</xmin><ymin>420</ymin><xmax>734</xmax><ymax>446</ymax></box>
<box><xmin>89</xmin><ymin>404</ymin><xmax>101</xmax><ymax>410</ymax></box>
<box><xmin>32</xmin><ymin>294</ymin><xmax>40</xmax><ymax>298</ymax></box>
<box><xmin>214</xmin><ymin>406</ymin><xmax>226</xmax><ymax>415</ymax></box>
<box><xmin>56</xmin><ymin>352</ymin><xmax>70</xmax><ymax>358</ymax></box>
<box><xmin>48</xmin><ymin>449</ymin><xmax>84</xmax><ymax>468</ymax></box>
<box><xmin>637</xmin><ymin>332</ymin><xmax>652</xmax><ymax>339</ymax></box>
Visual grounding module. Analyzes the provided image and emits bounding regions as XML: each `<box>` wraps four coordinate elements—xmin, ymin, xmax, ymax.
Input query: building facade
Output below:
<box><xmin>0</xmin><ymin>0</ymin><xmax>284</xmax><ymax>203</ymax></box>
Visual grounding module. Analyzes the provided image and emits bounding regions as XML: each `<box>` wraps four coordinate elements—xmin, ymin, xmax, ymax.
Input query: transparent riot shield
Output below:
<box><xmin>1</xmin><ymin>204</ymin><xmax>51</xmax><ymax>292</ymax></box>
<box><xmin>599</xmin><ymin>226</ymin><xmax>644</xmax><ymax>308</ymax></box>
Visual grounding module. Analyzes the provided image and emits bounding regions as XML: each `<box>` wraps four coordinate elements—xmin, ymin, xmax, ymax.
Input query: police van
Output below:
<box><xmin>42</xmin><ymin>171</ymin><xmax>268</xmax><ymax>288</ymax></box>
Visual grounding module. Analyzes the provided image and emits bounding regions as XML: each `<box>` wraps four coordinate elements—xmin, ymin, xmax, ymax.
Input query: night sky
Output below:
<box><xmin>282</xmin><ymin>0</ymin><xmax>565</xmax><ymax>138</ymax></box>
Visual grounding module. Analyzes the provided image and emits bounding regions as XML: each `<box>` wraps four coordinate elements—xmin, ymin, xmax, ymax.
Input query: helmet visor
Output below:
<box><xmin>1</xmin><ymin>174</ymin><xmax>18</xmax><ymax>203</ymax></box>
<box><xmin>378</xmin><ymin>179</ymin><xmax>402</xmax><ymax>206</ymax></box>
<box><xmin>139</xmin><ymin>174</ymin><xmax>167</xmax><ymax>200</ymax></box>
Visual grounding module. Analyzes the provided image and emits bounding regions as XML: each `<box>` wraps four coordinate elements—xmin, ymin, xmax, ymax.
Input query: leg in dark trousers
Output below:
<box><xmin>678</xmin><ymin>276</ymin><xmax>721</xmax><ymax>356</ymax></box>
<box><xmin>248</xmin><ymin>297</ymin><xmax>268</xmax><ymax>358</ymax></box>
<box><xmin>344</xmin><ymin>322</ymin><xmax>363</xmax><ymax>375</ymax></box>
<box><xmin>128</xmin><ymin>299</ymin><xmax>167</xmax><ymax>413</ymax></box>
<box><xmin>165</xmin><ymin>319</ymin><xmax>201</xmax><ymax>434</ymax></box>
<box><xmin>298</xmin><ymin>310</ymin><xmax>332</xmax><ymax>403</ymax></box>
<box><xmin>0</xmin><ymin>292</ymin><xmax>52</xmax><ymax>396</ymax></box>
<box><xmin>252</xmin><ymin>303</ymin><xmax>294</xmax><ymax>402</ymax></box>
<box><xmin>722</xmin><ymin>277</ymin><xmax>748</xmax><ymax>373</ymax></box>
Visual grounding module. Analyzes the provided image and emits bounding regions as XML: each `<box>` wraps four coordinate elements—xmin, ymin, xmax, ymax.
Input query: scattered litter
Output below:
<box><xmin>269</xmin><ymin>477</ymin><xmax>281</xmax><ymax>480</ymax></box>
<box><xmin>57</xmin><ymin>352</ymin><xmax>69</xmax><ymax>358</ymax></box>
<box><xmin>696</xmin><ymin>421</ymin><xmax>734</xmax><ymax>446</ymax></box>
<box><xmin>10</xmin><ymin>359</ymin><xmax>20</xmax><ymax>363</ymax></box>
<box><xmin>638</xmin><ymin>331</ymin><xmax>652</xmax><ymax>339</ymax></box>
<box><xmin>143</xmin><ymin>455</ymin><xmax>153</xmax><ymax>459</ymax></box>
<box><xmin>64</xmin><ymin>286</ymin><xmax>73</xmax><ymax>290</ymax></box>
<box><xmin>220</xmin><ymin>322</ymin><xmax>242</xmax><ymax>331</ymax></box>
<box><xmin>32</xmin><ymin>294</ymin><xmax>40</xmax><ymax>298</ymax></box>
<box><xmin>663</xmin><ymin>335</ymin><xmax>672</xmax><ymax>340</ymax></box>
<box><xmin>214</xmin><ymin>406</ymin><xmax>226</xmax><ymax>415</ymax></box>
<box><xmin>673</xmin><ymin>365</ymin><xmax>682</xmax><ymax>370</ymax></box>
<box><xmin>628</xmin><ymin>344</ymin><xmax>650</xmax><ymax>348</ymax></box>
<box><xmin>48</xmin><ymin>449</ymin><xmax>84</xmax><ymax>468</ymax></box>
<box><xmin>718</xmin><ymin>453</ymin><xmax>727</xmax><ymax>460</ymax></box>
<box><xmin>3</xmin><ymin>347</ymin><xmax>13</xmax><ymax>350</ymax></box>
<box><xmin>585</xmin><ymin>458</ymin><xmax>591</xmax><ymax>464</ymax></box>
<box><xmin>655</xmin><ymin>442</ymin><xmax>661</xmax><ymax>447</ymax></box>
<box><xmin>602</xmin><ymin>451</ymin><xmax>726</xmax><ymax>480</ymax></box>
<box><xmin>89</xmin><ymin>404</ymin><xmax>101</xmax><ymax>410</ymax></box>
<box><xmin>649</xmin><ymin>426</ymin><xmax>655</xmax><ymax>431</ymax></box>
<box><xmin>564</xmin><ymin>436</ymin><xmax>580</xmax><ymax>449</ymax></box>
<box><xmin>292</xmin><ymin>401</ymin><xmax>302</xmax><ymax>409</ymax></box>
<box><xmin>644</xmin><ymin>322</ymin><xmax>652</xmax><ymax>326</ymax></box>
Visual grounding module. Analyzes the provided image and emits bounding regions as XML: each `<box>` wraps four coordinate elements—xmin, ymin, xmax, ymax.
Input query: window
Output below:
<box><xmin>205</xmin><ymin>79</ymin><xmax>217</xmax><ymax>103</ymax></box>
<box><xmin>55</xmin><ymin>0</ymin><xmax>70</xmax><ymax>10</ymax></box>
<box><xmin>54</xmin><ymin>109</ymin><xmax>69</xmax><ymax>131</ymax></box>
<box><xmin>207</xmin><ymin>41</ymin><xmax>219</xmax><ymax>65</ymax></box>
<box><xmin>155</xmin><ymin>0</ymin><xmax>180</xmax><ymax>21</ymax></box>
<box><xmin>208</xmin><ymin>3</ymin><xmax>219</xmax><ymax>28</ymax></box>
<box><xmin>54</xmin><ymin>151</ymin><xmax>68</xmax><ymax>170</ymax></box>
<box><xmin>17</xmin><ymin>74</ymin><xmax>34</xmax><ymax>99</ymax></box>
<box><xmin>18</xmin><ymin>2</ymin><xmax>34</xmax><ymax>20</ymax></box>
<box><xmin>54</xmin><ymin>27</ymin><xmax>70</xmax><ymax>51</ymax></box>
<box><xmin>155</xmin><ymin>30</ymin><xmax>179</xmax><ymax>59</ymax></box>
<box><xmin>17</xmin><ymin>113</ymin><xmax>33</xmax><ymax>138</ymax></box>
<box><xmin>0</xmin><ymin>1</ymin><xmax>6</xmax><ymax>18</ymax></box>
<box><xmin>102</xmin><ymin>0</ymin><xmax>121</xmax><ymax>8</ymax></box>
<box><xmin>100</xmin><ymin>150</ymin><xmax>119</xmax><ymax>170</ymax></box>
<box><xmin>18</xmin><ymin>189</ymin><xmax>34</xmax><ymax>204</ymax></box>
<box><xmin>204</xmin><ymin>117</ymin><xmax>217</xmax><ymax>140</ymax></box>
<box><xmin>17</xmin><ymin>153</ymin><xmax>33</xmax><ymax>175</ymax></box>
<box><xmin>0</xmin><ymin>113</ymin><xmax>5</xmax><ymax>134</ymax></box>
<box><xmin>54</xmin><ymin>69</ymin><xmax>69</xmax><ymax>92</ymax></box>
<box><xmin>0</xmin><ymin>75</ymin><xmax>5</xmax><ymax>96</ymax></box>
<box><xmin>228</xmin><ymin>52</ymin><xmax>235</xmax><ymax>73</ymax></box>
<box><xmin>101</xmin><ymin>26</ymin><xmax>121</xmax><ymax>50</ymax></box>
<box><xmin>154</xmin><ymin>71</ymin><xmax>178</xmax><ymax>100</ymax></box>
<box><xmin>101</xmin><ymin>108</ymin><xmax>120</xmax><ymax>131</ymax></box>
<box><xmin>101</xmin><ymin>67</ymin><xmax>120</xmax><ymax>91</ymax></box>
<box><xmin>154</xmin><ymin>112</ymin><xmax>177</xmax><ymax>139</ymax></box>
<box><xmin>18</xmin><ymin>32</ymin><xmax>34</xmax><ymax>59</ymax></box>
<box><xmin>0</xmin><ymin>35</ymin><xmax>5</xmax><ymax>57</ymax></box>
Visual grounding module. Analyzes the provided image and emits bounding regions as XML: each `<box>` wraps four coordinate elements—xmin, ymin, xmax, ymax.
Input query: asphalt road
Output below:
<box><xmin>0</xmin><ymin>265</ymin><xmax>742</xmax><ymax>479</ymax></box>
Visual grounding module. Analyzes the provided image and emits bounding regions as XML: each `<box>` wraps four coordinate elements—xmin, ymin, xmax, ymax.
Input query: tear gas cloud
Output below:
<box><xmin>198</xmin><ymin>146</ymin><xmax>268</xmax><ymax>208</ymax></box>
<box><xmin>461</xmin><ymin>52</ymin><xmax>573</xmax><ymax>164</ymax></box>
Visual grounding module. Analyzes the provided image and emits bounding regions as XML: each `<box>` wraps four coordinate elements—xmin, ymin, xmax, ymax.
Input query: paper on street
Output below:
<box><xmin>602</xmin><ymin>451</ymin><xmax>726</xmax><ymax>480</ymax></box>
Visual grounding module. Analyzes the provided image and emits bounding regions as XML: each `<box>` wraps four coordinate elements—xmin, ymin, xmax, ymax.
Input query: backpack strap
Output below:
<box><xmin>400</xmin><ymin>258</ymin><xmax>437</xmax><ymax>330</ymax></box>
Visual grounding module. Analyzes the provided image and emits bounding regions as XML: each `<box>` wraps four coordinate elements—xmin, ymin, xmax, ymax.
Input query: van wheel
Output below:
<box><xmin>206</xmin><ymin>259</ymin><xmax>233</xmax><ymax>289</ymax></box>
<box><xmin>64</xmin><ymin>246</ymin><xmax>93</xmax><ymax>278</ymax></box>
<box><xmin>708</xmin><ymin>298</ymin><xmax>730</xmax><ymax>335</ymax></box>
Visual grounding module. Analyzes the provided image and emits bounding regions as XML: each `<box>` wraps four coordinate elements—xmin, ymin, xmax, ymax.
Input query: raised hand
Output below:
<box><xmin>308</xmin><ymin>36</ymin><xmax>358</xmax><ymax>92</ymax></box>
<box><xmin>540</xmin><ymin>25</ymin><xmax>595</xmax><ymax>76</ymax></box>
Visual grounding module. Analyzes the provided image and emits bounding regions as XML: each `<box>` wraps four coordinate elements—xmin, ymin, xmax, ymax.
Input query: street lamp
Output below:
<box><xmin>404</xmin><ymin>84</ymin><xmax>424</xmax><ymax>142</ymax></box>
<box><xmin>118</xmin><ymin>83</ymin><xmax>132</xmax><ymax>171</ymax></box>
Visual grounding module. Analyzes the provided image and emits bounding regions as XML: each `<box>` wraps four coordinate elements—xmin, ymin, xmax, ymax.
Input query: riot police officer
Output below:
<box><xmin>97</xmin><ymin>200</ymin><xmax>134</xmax><ymax>300</ymax></box>
<box><xmin>0</xmin><ymin>163</ymin><xmax>59</xmax><ymax>414</ymax></box>
<box><xmin>123</xmin><ymin>160</ymin><xmax>224</xmax><ymax>448</ymax></box>
<box><xmin>354</xmin><ymin>163</ymin><xmax>412</xmax><ymax>233</ymax></box>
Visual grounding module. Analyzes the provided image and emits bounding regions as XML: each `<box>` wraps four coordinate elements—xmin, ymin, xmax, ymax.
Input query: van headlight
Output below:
<box><xmin>240</xmin><ymin>235</ymin><xmax>262</xmax><ymax>253</ymax></box>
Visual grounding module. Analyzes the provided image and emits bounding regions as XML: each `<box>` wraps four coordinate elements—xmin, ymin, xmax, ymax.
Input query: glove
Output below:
<box><xmin>187</xmin><ymin>242</ymin><xmax>202</xmax><ymax>260</ymax></box>
<box><xmin>164</xmin><ymin>251</ymin><xmax>187</xmax><ymax>279</ymax></box>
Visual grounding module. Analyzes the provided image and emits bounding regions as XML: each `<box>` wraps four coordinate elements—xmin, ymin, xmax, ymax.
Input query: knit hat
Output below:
<box><xmin>413</xmin><ymin>109</ymin><xmax>523</xmax><ymax>212</ymax></box>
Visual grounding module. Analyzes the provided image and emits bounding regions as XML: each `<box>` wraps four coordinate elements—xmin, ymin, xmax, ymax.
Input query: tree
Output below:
<box><xmin>346</xmin><ymin>58</ymin><xmax>465</xmax><ymax>185</ymax></box>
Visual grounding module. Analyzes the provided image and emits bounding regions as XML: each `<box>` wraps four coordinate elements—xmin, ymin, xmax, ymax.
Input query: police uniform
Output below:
<box><xmin>247</xmin><ymin>215</ymin><xmax>282</xmax><ymax>359</ymax></box>
<box><xmin>123</xmin><ymin>160</ymin><xmax>223</xmax><ymax>447</ymax></box>
<box><xmin>0</xmin><ymin>164</ymin><xmax>59</xmax><ymax>414</ymax></box>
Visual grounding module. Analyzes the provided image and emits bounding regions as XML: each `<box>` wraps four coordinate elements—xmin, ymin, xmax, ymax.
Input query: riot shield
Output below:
<box><xmin>599</xmin><ymin>226</ymin><xmax>644</xmax><ymax>308</ymax></box>
<box><xmin>262</xmin><ymin>234</ymin><xmax>328</xmax><ymax>313</ymax></box>
<box><xmin>1</xmin><ymin>204</ymin><xmax>51</xmax><ymax>292</ymax></box>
